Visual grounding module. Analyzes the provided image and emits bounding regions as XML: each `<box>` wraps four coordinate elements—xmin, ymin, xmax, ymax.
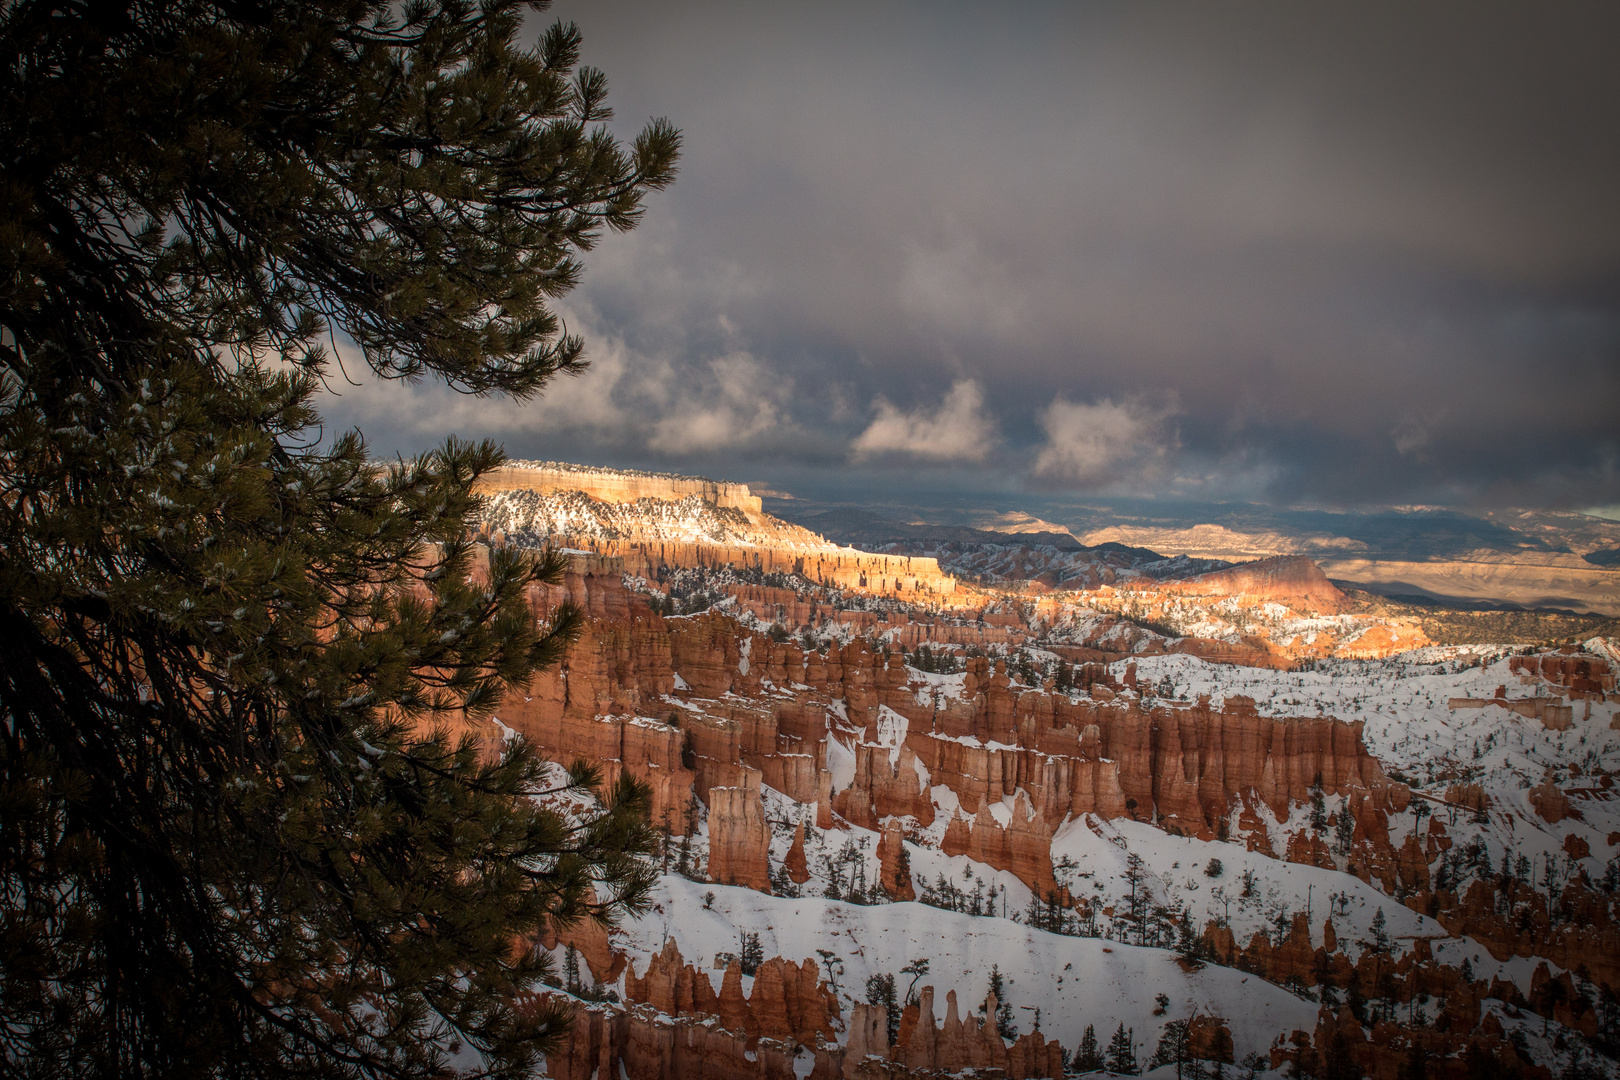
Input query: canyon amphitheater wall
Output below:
<box><xmin>474</xmin><ymin>460</ymin><xmax>765</xmax><ymax>519</ymax></box>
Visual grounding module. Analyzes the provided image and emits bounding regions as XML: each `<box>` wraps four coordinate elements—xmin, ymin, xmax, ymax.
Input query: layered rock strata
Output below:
<box><xmin>484</xmin><ymin>553</ymin><xmax>1400</xmax><ymax>905</ymax></box>
<box><xmin>475</xmin><ymin>460</ymin><xmax>766</xmax><ymax>518</ymax></box>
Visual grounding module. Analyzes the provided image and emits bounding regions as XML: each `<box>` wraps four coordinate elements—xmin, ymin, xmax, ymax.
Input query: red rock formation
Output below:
<box><xmin>1433</xmin><ymin>876</ymin><xmax>1620</xmax><ymax>991</ymax></box>
<box><xmin>1450</xmin><ymin>694</ymin><xmax>1575</xmax><ymax>729</ymax></box>
<box><xmin>448</xmin><ymin>500</ymin><xmax>1614</xmax><ymax>1080</ymax></box>
<box><xmin>1160</xmin><ymin>555</ymin><xmax>1353</xmax><ymax>615</ymax></box>
<box><xmin>1284</xmin><ymin>829</ymin><xmax>1338</xmax><ymax>870</ymax></box>
<box><xmin>785</xmin><ymin>821</ymin><xmax>812</xmax><ymax>884</ymax></box>
<box><xmin>876</xmin><ymin>818</ymin><xmax>916</xmax><ymax>901</ymax></box>
<box><xmin>535</xmin><ymin>995</ymin><xmax>848</xmax><ymax>1080</ymax></box>
<box><xmin>892</xmin><ymin>987</ymin><xmax>1064</xmax><ymax>1079</ymax></box>
<box><xmin>843</xmin><ymin>1002</ymin><xmax>889</xmax><ymax>1078</ymax></box>
<box><xmin>623</xmin><ymin>941</ymin><xmax>838</xmax><ymax>1045</ymax></box>
<box><xmin>708</xmin><ymin>767</ymin><xmax>772</xmax><ymax>891</ymax></box>
<box><xmin>480</xmin><ymin>555</ymin><xmax>1400</xmax><ymax>901</ymax></box>
<box><xmin>941</xmin><ymin>791</ymin><xmax>1056</xmax><ymax>896</ymax></box>
<box><xmin>623</xmin><ymin>939</ymin><xmax>722</xmax><ymax>1020</ymax></box>
<box><xmin>1187</xmin><ymin>1015</ymin><xmax>1235</xmax><ymax>1064</ymax></box>
<box><xmin>1511</xmin><ymin>652</ymin><xmax>1615</xmax><ymax>697</ymax></box>
<box><xmin>1529</xmin><ymin>776</ymin><xmax>1572</xmax><ymax>824</ymax></box>
<box><xmin>539</xmin><ymin>915</ymin><xmax>621</xmax><ymax>985</ymax></box>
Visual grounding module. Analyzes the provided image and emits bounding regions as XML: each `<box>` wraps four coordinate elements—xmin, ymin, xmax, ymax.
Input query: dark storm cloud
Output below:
<box><xmin>325</xmin><ymin>1</ymin><xmax>1620</xmax><ymax>509</ymax></box>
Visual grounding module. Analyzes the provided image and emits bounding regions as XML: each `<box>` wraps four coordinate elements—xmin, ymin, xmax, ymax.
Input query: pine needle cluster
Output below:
<box><xmin>0</xmin><ymin>2</ymin><xmax>678</xmax><ymax>1076</ymax></box>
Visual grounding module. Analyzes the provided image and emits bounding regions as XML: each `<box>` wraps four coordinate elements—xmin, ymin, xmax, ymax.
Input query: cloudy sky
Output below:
<box><xmin>325</xmin><ymin>1</ymin><xmax>1620</xmax><ymax>514</ymax></box>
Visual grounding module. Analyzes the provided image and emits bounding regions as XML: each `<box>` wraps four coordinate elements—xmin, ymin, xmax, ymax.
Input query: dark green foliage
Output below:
<box><xmin>1320</xmin><ymin>1029</ymin><xmax>1363</xmax><ymax>1080</ymax></box>
<box><xmin>900</xmin><ymin>958</ymin><xmax>929</xmax><ymax>1007</ymax></box>
<box><xmin>1150</xmin><ymin>1019</ymin><xmax>1189</xmax><ymax>1070</ymax></box>
<box><xmin>824</xmin><ymin>839</ymin><xmax>876</xmax><ymax>905</ymax></box>
<box><xmin>1176</xmin><ymin>916</ymin><xmax>1213</xmax><ymax>968</ymax></box>
<box><xmin>564</xmin><ymin>944</ymin><xmax>583</xmax><ymax>994</ymax></box>
<box><xmin>1106</xmin><ymin>1022</ymin><xmax>1138</xmax><ymax>1074</ymax></box>
<box><xmin>0</xmin><ymin>1</ymin><xmax>678</xmax><ymax>1076</ymax></box>
<box><xmin>984</xmin><ymin>964</ymin><xmax>1015</xmax><ymax>1039</ymax></box>
<box><xmin>738</xmin><ymin>931</ymin><xmax>763</xmax><ymax>977</ymax></box>
<box><xmin>1370</xmin><ymin>907</ymin><xmax>1391</xmax><ymax>953</ymax></box>
<box><xmin>1072</xmin><ymin>1023</ymin><xmax>1102</xmax><ymax>1072</ymax></box>
<box><xmin>865</xmin><ymin>972</ymin><xmax>899</xmax><ymax>1045</ymax></box>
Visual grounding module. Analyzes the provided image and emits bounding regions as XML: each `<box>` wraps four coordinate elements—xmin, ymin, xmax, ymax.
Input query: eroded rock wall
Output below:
<box><xmin>481</xmin><ymin>555</ymin><xmax>1396</xmax><ymax>904</ymax></box>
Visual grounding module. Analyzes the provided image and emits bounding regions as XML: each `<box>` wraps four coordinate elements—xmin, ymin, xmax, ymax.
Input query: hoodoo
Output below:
<box><xmin>458</xmin><ymin>466</ymin><xmax>1620</xmax><ymax>1080</ymax></box>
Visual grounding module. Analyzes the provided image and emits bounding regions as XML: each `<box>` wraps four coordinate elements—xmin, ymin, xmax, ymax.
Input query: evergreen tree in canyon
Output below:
<box><xmin>0</xmin><ymin>2</ymin><xmax>677</xmax><ymax>1076</ymax></box>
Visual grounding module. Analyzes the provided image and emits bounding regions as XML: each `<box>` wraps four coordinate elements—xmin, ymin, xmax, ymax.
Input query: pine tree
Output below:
<box><xmin>1124</xmin><ymin>852</ymin><xmax>1150</xmax><ymax>944</ymax></box>
<box><xmin>0</xmin><ymin>2</ymin><xmax>678</xmax><ymax>1075</ymax></box>
<box><xmin>1151</xmin><ymin>1019</ymin><xmax>1191</xmax><ymax>1075</ymax></box>
<box><xmin>1074</xmin><ymin>1023</ymin><xmax>1103</xmax><ymax>1071</ymax></box>
<box><xmin>564</xmin><ymin>944</ymin><xmax>583</xmax><ymax>994</ymax></box>
<box><xmin>901</xmin><ymin>958</ymin><xmax>930</xmax><ymax>1007</ymax></box>
<box><xmin>1371</xmin><ymin>907</ymin><xmax>1391</xmax><ymax>953</ymax></box>
<box><xmin>1335</xmin><ymin>796</ymin><xmax>1356</xmax><ymax>855</ymax></box>
<box><xmin>865</xmin><ymin>972</ymin><xmax>899</xmax><ymax>1045</ymax></box>
<box><xmin>738</xmin><ymin>931</ymin><xmax>764</xmax><ymax>976</ymax></box>
<box><xmin>1106</xmin><ymin>1022</ymin><xmax>1138</xmax><ymax>1074</ymax></box>
<box><xmin>985</xmin><ymin>964</ymin><xmax>1016</xmax><ymax>1038</ymax></box>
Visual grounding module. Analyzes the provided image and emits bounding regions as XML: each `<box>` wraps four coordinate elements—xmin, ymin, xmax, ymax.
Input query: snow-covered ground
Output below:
<box><xmin>1114</xmin><ymin>650</ymin><xmax>1620</xmax><ymax>885</ymax></box>
<box><xmin>1049</xmin><ymin>814</ymin><xmax>1546</xmax><ymax>991</ymax></box>
<box><xmin>1113</xmin><ymin>649</ymin><xmax>1618</xmax><ymax>786</ymax></box>
<box><xmin>618</xmin><ymin>875</ymin><xmax>1321</xmax><ymax>1067</ymax></box>
<box><xmin>546</xmin><ymin>637</ymin><xmax>1620</xmax><ymax>1075</ymax></box>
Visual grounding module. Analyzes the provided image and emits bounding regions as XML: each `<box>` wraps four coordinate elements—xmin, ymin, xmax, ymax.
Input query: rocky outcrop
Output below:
<box><xmin>843</xmin><ymin>1003</ymin><xmax>889</xmax><ymax>1078</ymax></box>
<box><xmin>476</xmin><ymin>460</ymin><xmax>766</xmax><ymax>517</ymax></box>
<box><xmin>1187</xmin><ymin>1015</ymin><xmax>1235</xmax><ymax>1064</ymax></box>
<box><xmin>1159</xmin><ymin>555</ymin><xmax>1353</xmax><ymax>615</ymax></box>
<box><xmin>1277</xmin><ymin>1003</ymin><xmax>1543</xmax><ymax>1080</ymax></box>
<box><xmin>876</xmin><ymin>819</ymin><xmax>916</xmax><ymax>901</ymax></box>
<box><xmin>536</xmin><ymin>995</ymin><xmax>846</xmax><ymax>1080</ymax></box>
<box><xmin>1448</xmin><ymin>694</ymin><xmax>1574</xmax><ymax>730</ymax></box>
<box><xmin>478</xmin><ymin>481</ymin><xmax>958</xmax><ymax>600</ymax></box>
<box><xmin>1433</xmin><ymin>877</ymin><xmax>1620</xmax><ymax>992</ymax></box>
<box><xmin>478</xmin><ymin>556</ymin><xmax>1398</xmax><ymax>900</ymax></box>
<box><xmin>941</xmin><ymin>791</ymin><xmax>1056</xmax><ymax>896</ymax></box>
<box><xmin>623</xmin><ymin>939</ymin><xmax>722</xmax><ymax>1020</ymax></box>
<box><xmin>1510</xmin><ymin>652</ymin><xmax>1614</xmax><ymax>698</ymax></box>
<box><xmin>708</xmin><ymin>767</ymin><xmax>772</xmax><ymax>891</ymax></box>
<box><xmin>1528</xmin><ymin>776</ymin><xmax>1572</xmax><ymax>824</ymax></box>
<box><xmin>441</xmin><ymin>487</ymin><xmax>1610</xmax><ymax>1080</ymax></box>
<box><xmin>785</xmin><ymin>821</ymin><xmax>812</xmax><ymax>884</ymax></box>
<box><xmin>891</xmin><ymin>987</ymin><xmax>1064</xmax><ymax>1079</ymax></box>
<box><xmin>623</xmin><ymin>940</ymin><xmax>838</xmax><ymax>1043</ymax></box>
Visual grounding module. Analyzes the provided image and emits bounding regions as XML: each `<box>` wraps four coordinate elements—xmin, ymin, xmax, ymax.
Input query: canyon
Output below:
<box><xmin>464</xmin><ymin>466</ymin><xmax>1620</xmax><ymax>1079</ymax></box>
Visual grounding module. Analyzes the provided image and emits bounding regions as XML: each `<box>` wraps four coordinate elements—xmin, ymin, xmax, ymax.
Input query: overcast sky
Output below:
<box><xmin>325</xmin><ymin>1</ymin><xmax>1620</xmax><ymax>513</ymax></box>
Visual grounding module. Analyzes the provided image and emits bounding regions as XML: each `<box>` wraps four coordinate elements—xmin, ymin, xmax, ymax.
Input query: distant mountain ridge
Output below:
<box><xmin>770</xmin><ymin>496</ymin><xmax>1620</xmax><ymax>615</ymax></box>
<box><xmin>769</xmin><ymin>505</ymin><xmax>1228</xmax><ymax>590</ymax></box>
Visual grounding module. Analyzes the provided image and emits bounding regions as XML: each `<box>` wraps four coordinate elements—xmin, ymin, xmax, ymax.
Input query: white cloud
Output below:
<box><xmin>1033</xmin><ymin>397</ymin><xmax>1176</xmax><ymax>486</ymax></box>
<box><xmin>313</xmin><ymin>313</ymin><xmax>631</xmax><ymax>439</ymax></box>
<box><xmin>646</xmin><ymin>352</ymin><xmax>789</xmax><ymax>454</ymax></box>
<box><xmin>850</xmin><ymin>379</ymin><xmax>996</xmax><ymax>462</ymax></box>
